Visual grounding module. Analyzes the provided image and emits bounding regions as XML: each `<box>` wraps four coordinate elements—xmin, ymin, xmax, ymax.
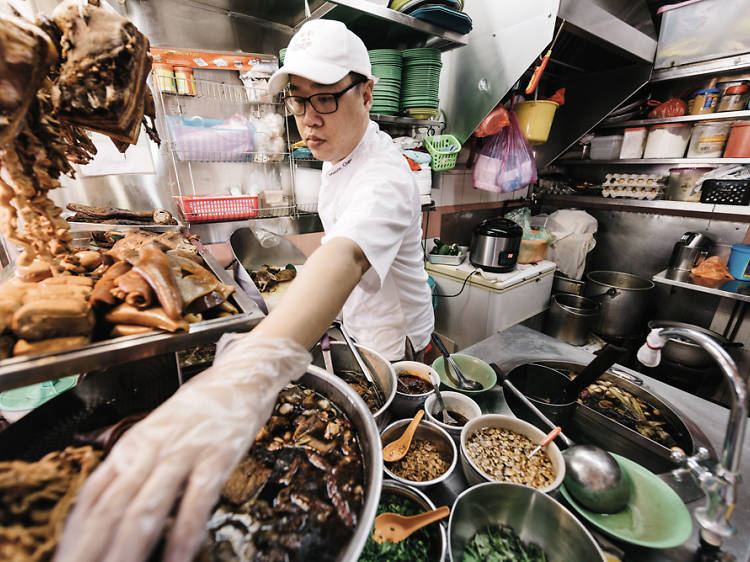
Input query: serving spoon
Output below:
<box><xmin>431</xmin><ymin>380</ymin><xmax>457</xmax><ymax>425</ymax></box>
<box><xmin>372</xmin><ymin>505</ymin><xmax>450</xmax><ymax>544</ymax></box>
<box><xmin>383</xmin><ymin>409</ymin><xmax>424</xmax><ymax>462</ymax></box>
<box><xmin>430</xmin><ymin>333</ymin><xmax>482</xmax><ymax>391</ymax></box>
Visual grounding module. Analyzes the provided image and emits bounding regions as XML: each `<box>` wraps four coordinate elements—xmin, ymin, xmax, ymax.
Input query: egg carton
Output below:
<box><xmin>602</xmin><ymin>185</ymin><xmax>663</xmax><ymax>200</ymax></box>
<box><xmin>603</xmin><ymin>173</ymin><xmax>666</xmax><ymax>188</ymax></box>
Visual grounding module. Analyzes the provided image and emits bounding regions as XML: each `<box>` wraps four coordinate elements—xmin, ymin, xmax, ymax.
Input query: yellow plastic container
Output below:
<box><xmin>515</xmin><ymin>100</ymin><xmax>559</xmax><ymax>145</ymax></box>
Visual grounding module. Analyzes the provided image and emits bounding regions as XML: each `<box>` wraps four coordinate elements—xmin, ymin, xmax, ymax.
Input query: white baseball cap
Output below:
<box><xmin>268</xmin><ymin>20</ymin><xmax>376</xmax><ymax>95</ymax></box>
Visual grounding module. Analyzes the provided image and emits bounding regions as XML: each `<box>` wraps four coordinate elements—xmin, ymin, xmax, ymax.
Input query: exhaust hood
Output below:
<box><xmin>439</xmin><ymin>0</ymin><xmax>657</xmax><ymax>166</ymax></box>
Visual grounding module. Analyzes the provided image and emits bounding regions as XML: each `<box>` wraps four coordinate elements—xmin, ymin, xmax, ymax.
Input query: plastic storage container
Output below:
<box><xmin>718</xmin><ymin>84</ymin><xmax>750</xmax><ymax>112</ymax></box>
<box><xmin>728</xmin><ymin>244</ymin><xmax>750</xmax><ymax>281</ymax></box>
<box><xmin>724</xmin><ymin>122</ymin><xmax>750</xmax><ymax>157</ymax></box>
<box><xmin>643</xmin><ymin>124</ymin><xmax>691</xmax><ymax>158</ymax></box>
<box><xmin>717</xmin><ymin>80</ymin><xmax>750</xmax><ymax>98</ymax></box>
<box><xmin>655</xmin><ymin>0</ymin><xmax>750</xmax><ymax>69</ymax></box>
<box><xmin>688</xmin><ymin>89</ymin><xmax>720</xmax><ymax>115</ymax></box>
<box><xmin>619</xmin><ymin>127</ymin><xmax>647</xmax><ymax>159</ymax></box>
<box><xmin>666</xmin><ymin>167</ymin><xmax>713</xmax><ymax>202</ymax></box>
<box><xmin>590</xmin><ymin>134</ymin><xmax>624</xmax><ymax>160</ymax></box>
<box><xmin>687</xmin><ymin>121</ymin><xmax>731</xmax><ymax>158</ymax></box>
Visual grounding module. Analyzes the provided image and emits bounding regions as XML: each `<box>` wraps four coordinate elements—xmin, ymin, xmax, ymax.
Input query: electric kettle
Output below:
<box><xmin>668</xmin><ymin>232</ymin><xmax>713</xmax><ymax>272</ymax></box>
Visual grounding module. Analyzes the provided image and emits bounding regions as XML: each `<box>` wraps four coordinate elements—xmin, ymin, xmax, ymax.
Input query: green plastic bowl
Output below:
<box><xmin>431</xmin><ymin>354</ymin><xmax>496</xmax><ymax>395</ymax></box>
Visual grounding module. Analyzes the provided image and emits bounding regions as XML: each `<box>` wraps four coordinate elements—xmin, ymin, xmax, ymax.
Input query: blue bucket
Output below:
<box><xmin>728</xmin><ymin>244</ymin><xmax>750</xmax><ymax>280</ymax></box>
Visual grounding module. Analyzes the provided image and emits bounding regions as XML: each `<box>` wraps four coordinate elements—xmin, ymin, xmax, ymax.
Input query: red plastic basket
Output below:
<box><xmin>178</xmin><ymin>195</ymin><xmax>259</xmax><ymax>222</ymax></box>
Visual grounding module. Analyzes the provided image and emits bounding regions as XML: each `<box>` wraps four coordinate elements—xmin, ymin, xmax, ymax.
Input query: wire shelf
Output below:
<box><xmin>166</xmin><ymin>144</ymin><xmax>289</xmax><ymax>163</ymax></box>
<box><xmin>155</xmin><ymin>74</ymin><xmax>283</xmax><ymax>105</ymax></box>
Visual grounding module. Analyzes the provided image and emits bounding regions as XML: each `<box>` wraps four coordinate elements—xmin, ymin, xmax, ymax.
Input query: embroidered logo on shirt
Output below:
<box><xmin>327</xmin><ymin>156</ymin><xmax>353</xmax><ymax>176</ymax></box>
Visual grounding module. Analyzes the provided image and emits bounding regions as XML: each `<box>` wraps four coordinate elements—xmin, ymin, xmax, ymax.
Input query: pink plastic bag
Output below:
<box><xmin>473</xmin><ymin>110</ymin><xmax>537</xmax><ymax>193</ymax></box>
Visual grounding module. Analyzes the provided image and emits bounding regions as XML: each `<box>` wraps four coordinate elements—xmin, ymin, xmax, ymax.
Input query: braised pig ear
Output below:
<box><xmin>133</xmin><ymin>243</ymin><xmax>182</xmax><ymax>320</ymax></box>
<box><xmin>167</xmin><ymin>253</ymin><xmax>220</xmax><ymax>307</ymax></box>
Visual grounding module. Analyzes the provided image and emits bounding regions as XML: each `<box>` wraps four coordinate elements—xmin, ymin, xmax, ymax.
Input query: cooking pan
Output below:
<box><xmin>648</xmin><ymin>320</ymin><xmax>743</xmax><ymax>368</ymax></box>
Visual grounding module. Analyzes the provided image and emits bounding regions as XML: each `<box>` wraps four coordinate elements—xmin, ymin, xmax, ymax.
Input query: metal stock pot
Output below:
<box><xmin>584</xmin><ymin>271</ymin><xmax>654</xmax><ymax>338</ymax></box>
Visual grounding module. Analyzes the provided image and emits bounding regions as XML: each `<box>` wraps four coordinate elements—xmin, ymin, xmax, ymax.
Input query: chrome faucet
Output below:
<box><xmin>637</xmin><ymin>324</ymin><xmax>747</xmax><ymax>549</ymax></box>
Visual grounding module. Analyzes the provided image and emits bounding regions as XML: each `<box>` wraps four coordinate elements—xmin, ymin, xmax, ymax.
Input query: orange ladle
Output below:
<box><xmin>382</xmin><ymin>409</ymin><xmax>424</xmax><ymax>462</ymax></box>
<box><xmin>372</xmin><ymin>505</ymin><xmax>450</xmax><ymax>544</ymax></box>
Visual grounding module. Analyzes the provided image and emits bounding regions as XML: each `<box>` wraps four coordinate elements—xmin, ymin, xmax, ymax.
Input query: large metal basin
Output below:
<box><xmin>311</xmin><ymin>341</ymin><xmax>396</xmax><ymax>430</ymax></box>
<box><xmin>504</xmin><ymin>361</ymin><xmax>716</xmax><ymax>475</ymax></box>
<box><xmin>449</xmin><ymin>482</ymin><xmax>605</xmax><ymax>562</ymax></box>
<box><xmin>301</xmin><ymin>365</ymin><xmax>383</xmax><ymax>561</ymax></box>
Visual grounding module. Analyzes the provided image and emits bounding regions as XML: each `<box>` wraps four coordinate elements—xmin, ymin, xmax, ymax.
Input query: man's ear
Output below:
<box><xmin>362</xmin><ymin>79</ymin><xmax>374</xmax><ymax>111</ymax></box>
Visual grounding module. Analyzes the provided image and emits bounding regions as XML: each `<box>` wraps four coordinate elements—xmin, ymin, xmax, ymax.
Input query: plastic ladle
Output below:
<box><xmin>372</xmin><ymin>505</ymin><xmax>450</xmax><ymax>544</ymax></box>
<box><xmin>430</xmin><ymin>333</ymin><xmax>482</xmax><ymax>391</ymax></box>
<box><xmin>383</xmin><ymin>409</ymin><xmax>424</xmax><ymax>462</ymax></box>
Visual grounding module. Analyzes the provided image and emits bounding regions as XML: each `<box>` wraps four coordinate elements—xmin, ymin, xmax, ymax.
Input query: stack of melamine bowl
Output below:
<box><xmin>279</xmin><ymin>48</ymin><xmax>287</xmax><ymax>65</ymax></box>
<box><xmin>401</xmin><ymin>48</ymin><xmax>442</xmax><ymax>118</ymax></box>
<box><xmin>369</xmin><ymin>49</ymin><xmax>403</xmax><ymax>115</ymax></box>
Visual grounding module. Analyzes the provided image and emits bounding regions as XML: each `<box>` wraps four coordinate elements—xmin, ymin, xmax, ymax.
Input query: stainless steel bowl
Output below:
<box><xmin>311</xmin><ymin>342</ymin><xmax>397</xmax><ymax>430</ymax></box>
<box><xmin>448</xmin><ymin>482</ymin><xmax>606</xmax><ymax>562</ymax></box>
<box><xmin>381</xmin><ymin>418</ymin><xmax>457</xmax><ymax>487</ymax></box>
<box><xmin>380</xmin><ymin>479</ymin><xmax>447</xmax><ymax>561</ymax></box>
<box><xmin>302</xmin><ymin>365</ymin><xmax>383</xmax><ymax>561</ymax></box>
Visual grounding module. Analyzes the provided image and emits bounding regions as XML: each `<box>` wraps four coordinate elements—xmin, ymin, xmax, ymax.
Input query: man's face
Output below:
<box><xmin>289</xmin><ymin>75</ymin><xmax>373</xmax><ymax>163</ymax></box>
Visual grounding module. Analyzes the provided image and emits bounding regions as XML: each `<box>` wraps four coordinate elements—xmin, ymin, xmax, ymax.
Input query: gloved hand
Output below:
<box><xmin>54</xmin><ymin>334</ymin><xmax>311</xmax><ymax>562</ymax></box>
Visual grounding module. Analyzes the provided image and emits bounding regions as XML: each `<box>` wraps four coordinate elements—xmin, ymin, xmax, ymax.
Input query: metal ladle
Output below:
<box><xmin>430</xmin><ymin>333</ymin><xmax>482</xmax><ymax>391</ymax></box>
<box><xmin>495</xmin><ymin>363</ymin><xmax>631</xmax><ymax>513</ymax></box>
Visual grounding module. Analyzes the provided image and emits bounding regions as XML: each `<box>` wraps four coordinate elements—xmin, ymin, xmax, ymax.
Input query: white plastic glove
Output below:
<box><xmin>54</xmin><ymin>334</ymin><xmax>311</xmax><ymax>562</ymax></box>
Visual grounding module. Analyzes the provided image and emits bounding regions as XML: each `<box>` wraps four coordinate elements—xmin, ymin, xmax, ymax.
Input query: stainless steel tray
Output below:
<box><xmin>0</xmin><ymin>247</ymin><xmax>264</xmax><ymax>392</ymax></box>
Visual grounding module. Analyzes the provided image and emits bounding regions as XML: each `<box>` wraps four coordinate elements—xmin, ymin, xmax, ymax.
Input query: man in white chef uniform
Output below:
<box><xmin>56</xmin><ymin>20</ymin><xmax>434</xmax><ymax>562</ymax></box>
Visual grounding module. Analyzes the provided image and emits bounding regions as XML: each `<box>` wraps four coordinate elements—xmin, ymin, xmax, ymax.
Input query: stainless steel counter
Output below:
<box><xmin>454</xmin><ymin>325</ymin><xmax>750</xmax><ymax>562</ymax></box>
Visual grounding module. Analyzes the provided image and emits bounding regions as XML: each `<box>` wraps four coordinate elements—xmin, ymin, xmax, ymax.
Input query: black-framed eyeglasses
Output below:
<box><xmin>284</xmin><ymin>79</ymin><xmax>365</xmax><ymax>116</ymax></box>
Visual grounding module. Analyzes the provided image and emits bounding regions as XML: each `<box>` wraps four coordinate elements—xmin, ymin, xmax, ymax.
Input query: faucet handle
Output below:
<box><xmin>670</xmin><ymin>446</ymin><xmax>688</xmax><ymax>465</ymax></box>
<box><xmin>694</xmin><ymin>447</ymin><xmax>710</xmax><ymax>462</ymax></box>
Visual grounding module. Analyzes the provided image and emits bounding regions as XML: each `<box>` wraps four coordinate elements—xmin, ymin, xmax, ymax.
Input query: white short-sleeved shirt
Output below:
<box><xmin>318</xmin><ymin>121</ymin><xmax>434</xmax><ymax>360</ymax></box>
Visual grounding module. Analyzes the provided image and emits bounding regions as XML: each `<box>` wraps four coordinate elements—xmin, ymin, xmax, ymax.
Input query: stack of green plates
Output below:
<box><xmin>279</xmin><ymin>48</ymin><xmax>287</xmax><ymax>66</ymax></box>
<box><xmin>369</xmin><ymin>49</ymin><xmax>402</xmax><ymax>115</ymax></box>
<box><xmin>401</xmin><ymin>48</ymin><xmax>442</xmax><ymax>118</ymax></box>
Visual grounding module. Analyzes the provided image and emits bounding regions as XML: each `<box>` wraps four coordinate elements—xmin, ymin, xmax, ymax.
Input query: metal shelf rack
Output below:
<box><xmin>156</xmin><ymin>73</ymin><xmax>299</xmax><ymax>224</ymax></box>
<box><xmin>557</xmin><ymin>158</ymin><xmax>750</xmax><ymax>166</ymax></box>
<box><xmin>598</xmin><ymin>110</ymin><xmax>750</xmax><ymax>130</ymax></box>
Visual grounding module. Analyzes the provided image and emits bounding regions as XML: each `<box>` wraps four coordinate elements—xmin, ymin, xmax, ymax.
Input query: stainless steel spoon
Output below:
<box><xmin>430</xmin><ymin>333</ymin><xmax>482</xmax><ymax>391</ymax></box>
<box><xmin>431</xmin><ymin>380</ymin><xmax>457</xmax><ymax>425</ymax></box>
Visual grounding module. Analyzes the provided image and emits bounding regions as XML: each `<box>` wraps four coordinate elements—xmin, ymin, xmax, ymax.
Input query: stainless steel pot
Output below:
<box><xmin>303</xmin><ymin>366</ymin><xmax>383</xmax><ymax>561</ymax></box>
<box><xmin>552</xmin><ymin>272</ymin><xmax>585</xmax><ymax>296</ymax></box>
<box><xmin>648</xmin><ymin>320</ymin><xmax>741</xmax><ymax>368</ymax></box>
<box><xmin>544</xmin><ymin>294</ymin><xmax>599</xmax><ymax>346</ymax></box>
<box><xmin>584</xmin><ymin>271</ymin><xmax>654</xmax><ymax>338</ymax></box>
<box><xmin>311</xmin><ymin>342</ymin><xmax>396</xmax><ymax>430</ymax></box>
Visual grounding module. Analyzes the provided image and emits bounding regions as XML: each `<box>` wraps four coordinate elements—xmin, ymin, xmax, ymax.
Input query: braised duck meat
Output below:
<box><xmin>201</xmin><ymin>383</ymin><xmax>365</xmax><ymax>562</ymax></box>
<box><xmin>0</xmin><ymin>15</ymin><xmax>57</xmax><ymax>146</ymax></box>
<box><xmin>50</xmin><ymin>0</ymin><xmax>159</xmax><ymax>150</ymax></box>
<box><xmin>13</xmin><ymin>336</ymin><xmax>90</xmax><ymax>356</ymax></box>
<box><xmin>250</xmin><ymin>265</ymin><xmax>296</xmax><ymax>293</ymax></box>
<box><xmin>66</xmin><ymin>203</ymin><xmax>177</xmax><ymax>225</ymax></box>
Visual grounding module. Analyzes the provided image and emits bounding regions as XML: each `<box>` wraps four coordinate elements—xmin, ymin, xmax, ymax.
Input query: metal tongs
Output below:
<box><xmin>331</xmin><ymin>320</ymin><xmax>377</xmax><ymax>387</ymax></box>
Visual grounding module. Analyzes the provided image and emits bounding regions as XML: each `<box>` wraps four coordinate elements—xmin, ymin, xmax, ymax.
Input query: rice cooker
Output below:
<box><xmin>469</xmin><ymin>218</ymin><xmax>523</xmax><ymax>273</ymax></box>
